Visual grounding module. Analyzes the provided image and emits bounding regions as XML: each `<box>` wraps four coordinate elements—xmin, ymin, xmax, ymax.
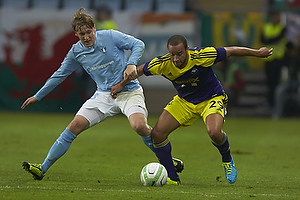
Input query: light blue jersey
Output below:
<box><xmin>34</xmin><ymin>30</ymin><xmax>144</xmax><ymax>101</ymax></box>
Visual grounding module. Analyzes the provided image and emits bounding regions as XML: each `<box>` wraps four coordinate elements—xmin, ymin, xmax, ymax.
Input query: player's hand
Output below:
<box><xmin>21</xmin><ymin>96</ymin><xmax>38</xmax><ymax>109</ymax></box>
<box><xmin>124</xmin><ymin>64</ymin><xmax>138</xmax><ymax>80</ymax></box>
<box><xmin>257</xmin><ymin>47</ymin><xmax>273</xmax><ymax>58</ymax></box>
<box><xmin>110</xmin><ymin>84</ymin><xmax>123</xmax><ymax>99</ymax></box>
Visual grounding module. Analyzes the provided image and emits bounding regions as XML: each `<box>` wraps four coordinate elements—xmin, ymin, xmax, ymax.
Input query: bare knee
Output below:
<box><xmin>131</xmin><ymin>120</ymin><xmax>150</xmax><ymax>137</ymax></box>
<box><xmin>67</xmin><ymin>116</ymin><xmax>89</xmax><ymax>135</ymax></box>
<box><xmin>206</xmin><ymin>114</ymin><xmax>224</xmax><ymax>144</ymax></box>
<box><xmin>207</xmin><ymin>127</ymin><xmax>223</xmax><ymax>144</ymax></box>
<box><xmin>129</xmin><ymin>113</ymin><xmax>151</xmax><ymax>136</ymax></box>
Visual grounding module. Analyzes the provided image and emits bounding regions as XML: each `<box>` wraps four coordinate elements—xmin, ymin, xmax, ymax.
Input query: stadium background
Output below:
<box><xmin>0</xmin><ymin>0</ymin><xmax>299</xmax><ymax>116</ymax></box>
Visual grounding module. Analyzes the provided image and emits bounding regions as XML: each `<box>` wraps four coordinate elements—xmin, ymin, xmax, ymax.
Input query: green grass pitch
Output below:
<box><xmin>0</xmin><ymin>111</ymin><xmax>299</xmax><ymax>199</ymax></box>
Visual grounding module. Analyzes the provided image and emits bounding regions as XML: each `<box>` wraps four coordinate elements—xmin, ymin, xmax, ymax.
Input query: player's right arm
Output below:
<box><xmin>21</xmin><ymin>48</ymin><xmax>80</xmax><ymax>109</ymax></box>
<box><xmin>21</xmin><ymin>96</ymin><xmax>38</xmax><ymax>109</ymax></box>
<box><xmin>110</xmin><ymin>64</ymin><xmax>145</xmax><ymax>98</ymax></box>
<box><xmin>136</xmin><ymin>63</ymin><xmax>146</xmax><ymax>77</ymax></box>
<box><xmin>20</xmin><ymin>67</ymin><xmax>73</xmax><ymax>109</ymax></box>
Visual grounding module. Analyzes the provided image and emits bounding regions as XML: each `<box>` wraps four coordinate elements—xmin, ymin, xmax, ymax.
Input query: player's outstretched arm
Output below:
<box><xmin>21</xmin><ymin>96</ymin><xmax>38</xmax><ymax>109</ymax></box>
<box><xmin>110</xmin><ymin>64</ymin><xmax>145</xmax><ymax>99</ymax></box>
<box><xmin>224</xmin><ymin>46</ymin><xmax>273</xmax><ymax>58</ymax></box>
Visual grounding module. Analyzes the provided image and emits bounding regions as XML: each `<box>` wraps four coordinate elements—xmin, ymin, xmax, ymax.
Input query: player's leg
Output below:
<box><xmin>127</xmin><ymin>110</ymin><xmax>184</xmax><ymax>174</ymax></box>
<box><xmin>151</xmin><ymin>110</ymin><xmax>181</xmax><ymax>183</ymax></box>
<box><xmin>41</xmin><ymin>115</ymin><xmax>89</xmax><ymax>171</ymax></box>
<box><xmin>206</xmin><ymin>114</ymin><xmax>231</xmax><ymax>161</ymax></box>
<box><xmin>23</xmin><ymin>92</ymin><xmax>107</xmax><ymax>180</ymax></box>
<box><xmin>203</xmin><ymin>95</ymin><xmax>237</xmax><ymax>183</ymax></box>
<box><xmin>128</xmin><ymin>112</ymin><xmax>154</xmax><ymax>151</ymax></box>
<box><xmin>128</xmin><ymin>110</ymin><xmax>184</xmax><ymax>174</ymax></box>
<box><xmin>23</xmin><ymin>115</ymin><xmax>89</xmax><ymax>180</ymax></box>
<box><xmin>153</xmin><ymin>95</ymin><xmax>198</xmax><ymax>183</ymax></box>
<box><xmin>121</xmin><ymin>87</ymin><xmax>154</xmax><ymax>152</ymax></box>
<box><xmin>206</xmin><ymin>114</ymin><xmax>237</xmax><ymax>183</ymax></box>
<box><xmin>122</xmin><ymin>89</ymin><xmax>184</xmax><ymax>176</ymax></box>
<box><xmin>128</xmin><ymin>113</ymin><xmax>150</xmax><ymax>137</ymax></box>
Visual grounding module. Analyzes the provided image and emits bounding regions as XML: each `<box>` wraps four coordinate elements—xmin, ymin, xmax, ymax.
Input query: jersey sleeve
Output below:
<box><xmin>190</xmin><ymin>47</ymin><xmax>226</xmax><ymax>67</ymax></box>
<box><xmin>143</xmin><ymin>54</ymin><xmax>170</xmax><ymax>76</ymax></box>
<box><xmin>33</xmin><ymin>48</ymin><xmax>80</xmax><ymax>101</ymax></box>
<box><xmin>142</xmin><ymin>61</ymin><xmax>152</xmax><ymax>76</ymax></box>
<box><xmin>110</xmin><ymin>30</ymin><xmax>145</xmax><ymax>66</ymax></box>
<box><xmin>214</xmin><ymin>47</ymin><xmax>227</xmax><ymax>63</ymax></box>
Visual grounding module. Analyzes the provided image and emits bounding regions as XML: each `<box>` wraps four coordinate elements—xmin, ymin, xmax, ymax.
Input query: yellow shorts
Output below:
<box><xmin>164</xmin><ymin>94</ymin><xmax>228</xmax><ymax>127</ymax></box>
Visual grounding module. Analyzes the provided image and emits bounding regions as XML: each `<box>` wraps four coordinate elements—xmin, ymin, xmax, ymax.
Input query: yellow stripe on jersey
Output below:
<box><xmin>147</xmin><ymin>47</ymin><xmax>218</xmax><ymax>81</ymax></box>
<box><xmin>147</xmin><ymin>54</ymin><xmax>170</xmax><ymax>70</ymax></box>
<box><xmin>190</xmin><ymin>47</ymin><xmax>217</xmax><ymax>67</ymax></box>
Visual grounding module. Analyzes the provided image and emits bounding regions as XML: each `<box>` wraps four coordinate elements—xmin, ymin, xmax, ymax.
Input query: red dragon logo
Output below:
<box><xmin>3</xmin><ymin>24</ymin><xmax>78</xmax><ymax>99</ymax></box>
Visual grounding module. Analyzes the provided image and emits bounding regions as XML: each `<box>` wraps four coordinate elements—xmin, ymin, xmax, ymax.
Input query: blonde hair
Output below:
<box><xmin>72</xmin><ymin>7</ymin><xmax>95</xmax><ymax>32</ymax></box>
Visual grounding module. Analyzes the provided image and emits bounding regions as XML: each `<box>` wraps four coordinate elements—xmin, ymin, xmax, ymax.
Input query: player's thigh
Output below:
<box><xmin>155</xmin><ymin>110</ymin><xmax>181</xmax><ymax>134</ymax></box>
<box><xmin>122</xmin><ymin>88</ymin><xmax>148</xmax><ymax>118</ymax></box>
<box><xmin>76</xmin><ymin>106</ymin><xmax>106</xmax><ymax>127</ymax></box>
<box><xmin>205</xmin><ymin>113</ymin><xmax>224</xmax><ymax>141</ymax></box>
<box><xmin>77</xmin><ymin>91</ymin><xmax>118</xmax><ymax>127</ymax></box>
<box><xmin>164</xmin><ymin>95</ymin><xmax>199</xmax><ymax>127</ymax></box>
<box><xmin>120</xmin><ymin>89</ymin><xmax>150</xmax><ymax>135</ymax></box>
<box><xmin>201</xmin><ymin>95</ymin><xmax>227</xmax><ymax>125</ymax></box>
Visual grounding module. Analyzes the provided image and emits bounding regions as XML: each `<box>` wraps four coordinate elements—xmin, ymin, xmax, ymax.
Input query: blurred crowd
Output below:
<box><xmin>214</xmin><ymin>8</ymin><xmax>300</xmax><ymax>119</ymax></box>
<box><xmin>1</xmin><ymin>0</ymin><xmax>300</xmax><ymax>118</ymax></box>
<box><xmin>261</xmin><ymin>10</ymin><xmax>300</xmax><ymax>118</ymax></box>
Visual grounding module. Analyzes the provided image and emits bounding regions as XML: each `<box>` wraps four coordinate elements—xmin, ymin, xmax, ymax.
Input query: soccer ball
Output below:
<box><xmin>140</xmin><ymin>162</ymin><xmax>168</xmax><ymax>186</ymax></box>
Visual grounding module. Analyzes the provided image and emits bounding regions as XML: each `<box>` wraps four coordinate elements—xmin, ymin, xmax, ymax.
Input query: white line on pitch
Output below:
<box><xmin>0</xmin><ymin>185</ymin><xmax>295</xmax><ymax>198</ymax></box>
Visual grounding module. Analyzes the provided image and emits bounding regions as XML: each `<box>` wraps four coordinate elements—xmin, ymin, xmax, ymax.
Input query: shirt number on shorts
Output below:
<box><xmin>209</xmin><ymin>100</ymin><xmax>223</xmax><ymax>109</ymax></box>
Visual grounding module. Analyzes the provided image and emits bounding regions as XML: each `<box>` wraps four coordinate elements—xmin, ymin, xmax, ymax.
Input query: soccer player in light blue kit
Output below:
<box><xmin>111</xmin><ymin>35</ymin><xmax>273</xmax><ymax>184</ymax></box>
<box><xmin>21</xmin><ymin>8</ymin><xmax>183</xmax><ymax>180</ymax></box>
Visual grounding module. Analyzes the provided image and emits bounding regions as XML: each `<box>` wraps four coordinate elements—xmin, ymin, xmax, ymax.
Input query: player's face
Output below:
<box><xmin>75</xmin><ymin>25</ymin><xmax>96</xmax><ymax>47</ymax></box>
<box><xmin>168</xmin><ymin>43</ymin><xmax>189</xmax><ymax>69</ymax></box>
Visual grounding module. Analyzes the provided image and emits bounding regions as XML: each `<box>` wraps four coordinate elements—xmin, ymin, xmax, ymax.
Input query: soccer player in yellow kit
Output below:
<box><xmin>111</xmin><ymin>35</ymin><xmax>273</xmax><ymax>184</ymax></box>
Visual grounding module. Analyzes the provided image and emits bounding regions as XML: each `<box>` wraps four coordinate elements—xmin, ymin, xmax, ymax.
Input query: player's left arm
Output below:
<box><xmin>110</xmin><ymin>64</ymin><xmax>145</xmax><ymax>98</ymax></box>
<box><xmin>124</xmin><ymin>64</ymin><xmax>138</xmax><ymax>80</ymax></box>
<box><xmin>224</xmin><ymin>46</ymin><xmax>273</xmax><ymax>58</ymax></box>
